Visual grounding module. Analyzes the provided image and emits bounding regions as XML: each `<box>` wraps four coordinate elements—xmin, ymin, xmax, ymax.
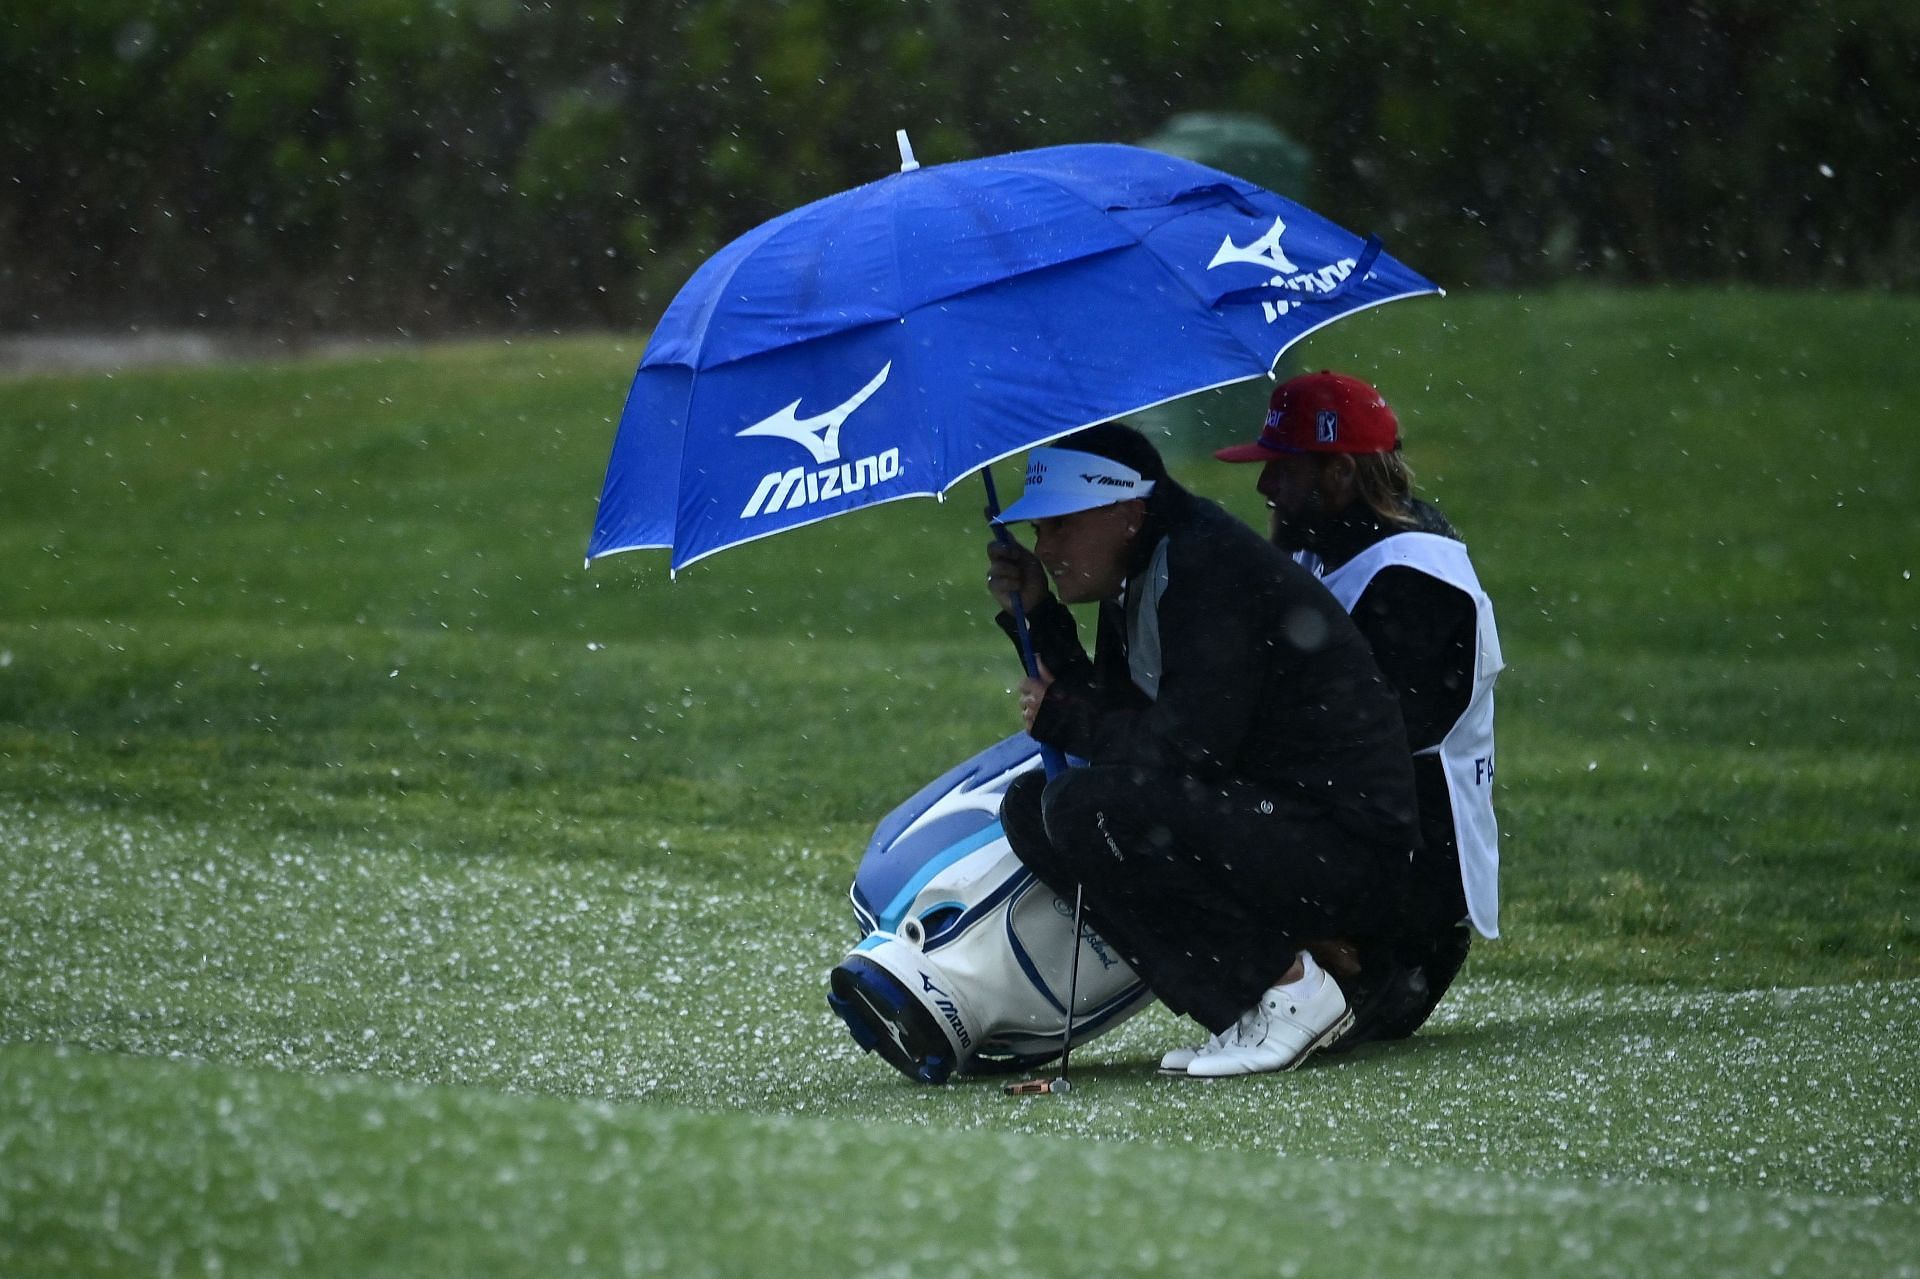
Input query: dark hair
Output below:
<box><xmin>1054</xmin><ymin>421</ymin><xmax>1171</xmax><ymax>486</ymax></box>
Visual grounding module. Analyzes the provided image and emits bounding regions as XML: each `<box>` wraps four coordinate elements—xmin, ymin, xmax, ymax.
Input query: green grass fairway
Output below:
<box><xmin>3</xmin><ymin>290</ymin><xmax>1918</xmax><ymax>1275</ymax></box>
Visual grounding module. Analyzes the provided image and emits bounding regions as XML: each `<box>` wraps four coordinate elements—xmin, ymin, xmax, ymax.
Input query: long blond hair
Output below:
<box><xmin>1350</xmin><ymin>450</ymin><xmax>1420</xmax><ymax>528</ymax></box>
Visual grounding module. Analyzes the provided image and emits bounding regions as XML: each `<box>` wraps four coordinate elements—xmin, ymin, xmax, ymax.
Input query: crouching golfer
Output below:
<box><xmin>986</xmin><ymin>423</ymin><xmax>1420</xmax><ymax>1077</ymax></box>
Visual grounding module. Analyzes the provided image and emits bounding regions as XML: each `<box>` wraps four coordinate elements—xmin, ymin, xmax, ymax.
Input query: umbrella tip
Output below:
<box><xmin>895</xmin><ymin>129</ymin><xmax>920</xmax><ymax>173</ymax></box>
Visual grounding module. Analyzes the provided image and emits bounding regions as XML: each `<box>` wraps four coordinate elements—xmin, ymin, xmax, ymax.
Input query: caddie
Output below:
<box><xmin>1214</xmin><ymin>370</ymin><xmax>1503</xmax><ymax>1045</ymax></box>
<box><xmin>984</xmin><ymin>422</ymin><xmax>1421</xmax><ymax>1077</ymax></box>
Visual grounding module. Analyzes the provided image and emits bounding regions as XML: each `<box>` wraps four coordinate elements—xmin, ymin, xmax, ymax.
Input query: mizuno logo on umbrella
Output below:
<box><xmin>739</xmin><ymin>448</ymin><xmax>903</xmax><ymax>519</ymax></box>
<box><xmin>1208</xmin><ymin>216</ymin><xmax>1301</xmax><ymax>275</ymax></box>
<box><xmin>736</xmin><ymin>363</ymin><xmax>903</xmax><ymax>520</ymax></box>
<box><xmin>736</xmin><ymin>362</ymin><xmax>892</xmax><ymax>465</ymax></box>
<box><xmin>1207</xmin><ymin>216</ymin><xmax>1360</xmax><ymax>323</ymax></box>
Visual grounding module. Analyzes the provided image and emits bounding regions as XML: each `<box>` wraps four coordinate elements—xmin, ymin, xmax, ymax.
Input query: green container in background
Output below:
<box><xmin>1132</xmin><ymin>112</ymin><xmax>1314</xmax><ymax>457</ymax></box>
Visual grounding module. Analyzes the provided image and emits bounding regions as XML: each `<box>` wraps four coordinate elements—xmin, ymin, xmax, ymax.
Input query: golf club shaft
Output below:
<box><xmin>1060</xmin><ymin>881</ymin><xmax>1084</xmax><ymax>1081</ymax></box>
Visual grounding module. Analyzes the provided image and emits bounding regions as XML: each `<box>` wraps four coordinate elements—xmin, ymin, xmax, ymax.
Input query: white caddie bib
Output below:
<box><xmin>1299</xmin><ymin>533</ymin><xmax>1504</xmax><ymax>938</ymax></box>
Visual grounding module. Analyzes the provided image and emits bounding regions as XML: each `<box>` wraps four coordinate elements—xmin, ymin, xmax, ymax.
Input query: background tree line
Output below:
<box><xmin>4</xmin><ymin>0</ymin><xmax>1916</xmax><ymax>333</ymax></box>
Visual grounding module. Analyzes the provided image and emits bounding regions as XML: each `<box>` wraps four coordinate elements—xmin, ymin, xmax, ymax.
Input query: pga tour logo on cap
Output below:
<box><xmin>1316</xmin><ymin>408</ymin><xmax>1339</xmax><ymax>444</ymax></box>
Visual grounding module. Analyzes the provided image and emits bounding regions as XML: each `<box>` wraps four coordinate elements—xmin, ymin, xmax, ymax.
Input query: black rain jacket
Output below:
<box><xmin>1000</xmin><ymin>483</ymin><xmax>1420</xmax><ymax>851</ymax></box>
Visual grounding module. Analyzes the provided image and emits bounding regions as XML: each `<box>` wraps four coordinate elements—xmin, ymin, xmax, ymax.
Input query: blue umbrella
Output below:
<box><xmin>586</xmin><ymin>137</ymin><xmax>1439</xmax><ymax>573</ymax></box>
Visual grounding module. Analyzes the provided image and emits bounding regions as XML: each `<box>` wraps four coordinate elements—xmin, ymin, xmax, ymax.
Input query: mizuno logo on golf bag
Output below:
<box><xmin>920</xmin><ymin>971</ymin><xmax>973</xmax><ymax>1050</ymax></box>
<box><xmin>1207</xmin><ymin>217</ymin><xmax>1360</xmax><ymax>323</ymax></box>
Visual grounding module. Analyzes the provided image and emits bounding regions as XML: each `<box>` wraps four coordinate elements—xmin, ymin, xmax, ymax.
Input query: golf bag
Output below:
<box><xmin>827</xmin><ymin>733</ymin><xmax>1156</xmax><ymax>1084</ymax></box>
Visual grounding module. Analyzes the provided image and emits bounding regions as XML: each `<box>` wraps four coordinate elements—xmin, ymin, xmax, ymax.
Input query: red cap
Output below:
<box><xmin>1214</xmin><ymin>371</ymin><xmax>1400</xmax><ymax>462</ymax></box>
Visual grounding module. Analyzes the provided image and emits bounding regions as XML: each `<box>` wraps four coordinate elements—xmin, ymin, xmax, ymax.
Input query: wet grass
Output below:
<box><xmin>7</xmin><ymin>1035</ymin><xmax>1915</xmax><ymax>1278</ymax></box>
<box><xmin>2</xmin><ymin>288</ymin><xmax>1918</xmax><ymax>1275</ymax></box>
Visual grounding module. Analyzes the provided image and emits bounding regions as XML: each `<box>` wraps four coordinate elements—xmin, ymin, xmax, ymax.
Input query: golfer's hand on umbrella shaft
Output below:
<box><xmin>986</xmin><ymin>538</ymin><xmax>1049</xmax><ymax>616</ymax></box>
<box><xmin>1017</xmin><ymin>664</ymin><xmax>1055</xmax><ymax>732</ymax></box>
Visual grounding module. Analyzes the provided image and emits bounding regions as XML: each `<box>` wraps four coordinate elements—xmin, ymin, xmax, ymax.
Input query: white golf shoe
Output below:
<box><xmin>1157</xmin><ymin>1026</ymin><xmax>1232</xmax><ymax>1074</ymax></box>
<box><xmin>1185</xmin><ymin>962</ymin><xmax>1354</xmax><ymax>1078</ymax></box>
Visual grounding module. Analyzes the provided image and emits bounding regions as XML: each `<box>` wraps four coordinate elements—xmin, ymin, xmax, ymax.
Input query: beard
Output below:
<box><xmin>1267</xmin><ymin>504</ymin><xmax>1330</xmax><ymax>553</ymax></box>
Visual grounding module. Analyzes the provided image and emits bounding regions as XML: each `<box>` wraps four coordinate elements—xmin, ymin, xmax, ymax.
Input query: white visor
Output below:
<box><xmin>995</xmin><ymin>448</ymin><xmax>1156</xmax><ymax>523</ymax></box>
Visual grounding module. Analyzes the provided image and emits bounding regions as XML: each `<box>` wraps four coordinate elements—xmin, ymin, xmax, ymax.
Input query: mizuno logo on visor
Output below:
<box><xmin>1022</xmin><ymin>449</ymin><xmax>1150</xmax><ymax>497</ymax></box>
<box><xmin>995</xmin><ymin>446</ymin><xmax>1153</xmax><ymax>523</ymax></box>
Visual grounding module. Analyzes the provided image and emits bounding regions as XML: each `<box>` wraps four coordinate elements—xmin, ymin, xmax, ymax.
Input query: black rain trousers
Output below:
<box><xmin>1001</xmin><ymin>764</ymin><xmax>1403</xmax><ymax>1033</ymax></box>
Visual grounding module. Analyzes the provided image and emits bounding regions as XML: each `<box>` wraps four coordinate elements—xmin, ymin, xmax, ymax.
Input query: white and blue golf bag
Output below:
<box><xmin>827</xmin><ymin>734</ymin><xmax>1156</xmax><ymax>1084</ymax></box>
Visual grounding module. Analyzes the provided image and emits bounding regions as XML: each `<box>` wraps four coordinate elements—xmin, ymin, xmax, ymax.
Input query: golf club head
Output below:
<box><xmin>1003</xmin><ymin>1076</ymin><xmax>1072</xmax><ymax>1096</ymax></box>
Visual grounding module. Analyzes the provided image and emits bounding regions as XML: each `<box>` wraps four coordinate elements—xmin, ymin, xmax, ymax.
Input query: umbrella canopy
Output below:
<box><xmin>588</xmin><ymin>141</ymin><xmax>1438</xmax><ymax>571</ymax></box>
